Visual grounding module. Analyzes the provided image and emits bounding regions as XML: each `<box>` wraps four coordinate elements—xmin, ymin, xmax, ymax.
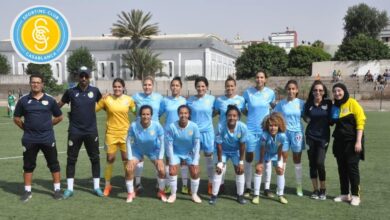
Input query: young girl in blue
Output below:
<box><xmin>274</xmin><ymin>80</ymin><xmax>305</xmax><ymax>196</ymax></box>
<box><xmin>187</xmin><ymin>76</ymin><xmax>215</xmax><ymax>195</ymax></box>
<box><xmin>253</xmin><ymin>112</ymin><xmax>289</xmax><ymax>204</ymax></box>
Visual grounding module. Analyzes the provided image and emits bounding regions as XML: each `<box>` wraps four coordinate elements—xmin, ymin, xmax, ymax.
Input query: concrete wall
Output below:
<box><xmin>0</xmin><ymin>75</ymin><xmax>29</xmax><ymax>84</ymax></box>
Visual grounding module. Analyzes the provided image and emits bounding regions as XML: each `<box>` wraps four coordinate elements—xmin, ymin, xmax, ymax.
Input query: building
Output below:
<box><xmin>379</xmin><ymin>24</ymin><xmax>390</xmax><ymax>46</ymax></box>
<box><xmin>0</xmin><ymin>34</ymin><xmax>239</xmax><ymax>83</ymax></box>
<box><xmin>226</xmin><ymin>33</ymin><xmax>264</xmax><ymax>53</ymax></box>
<box><xmin>268</xmin><ymin>27</ymin><xmax>298</xmax><ymax>53</ymax></box>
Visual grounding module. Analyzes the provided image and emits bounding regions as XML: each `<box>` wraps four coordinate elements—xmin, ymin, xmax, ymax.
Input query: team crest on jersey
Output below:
<box><xmin>150</xmin><ymin>130</ymin><xmax>155</xmax><ymax>136</ymax></box>
<box><xmin>295</xmin><ymin>134</ymin><xmax>302</xmax><ymax>143</ymax></box>
<box><xmin>321</xmin><ymin>105</ymin><xmax>328</xmax><ymax>110</ymax></box>
<box><xmin>342</xmin><ymin>108</ymin><xmax>349</xmax><ymax>114</ymax></box>
<box><xmin>41</xmin><ymin>100</ymin><xmax>48</xmax><ymax>105</ymax></box>
<box><xmin>68</xmin><ymin>140</ymin><xmax>73</xmax><ymax>146</ymax></box>
<box><xmin>237</xmin><ymin>133</ymin><xmax>241</xmax><ymax>138</ymax></box>
<box><xmin>188</xmin><ymin>130</ymin><xmax>193</xmax><ymax>136</ymax></box>
<box><xmin>22</xmin><ymin>146</ymin><xmax>26</xmax><ymax>152</ymax></box>
<box><xmin>88</xmin><ymin>91</ymin><xmax>94</xmax><ymax>98</ymax></box>
<box><xmin>205</xmin><ymin>99</ymin><xmax>211</xmax><ymax>106</ymax></box>
<box><xmin>75</xmin><ymin>93</ymin><xmax>79</xmax><ymax>97</ymax></box>
<box><xmin>28</xmin><ymin>100</ymin><xmax>32</xmax><ymax>104</ymax></box>
<box><xmin>235</xmin><ymin>100</ymin><xmax>240</xmax><ymax>105</ymax></box>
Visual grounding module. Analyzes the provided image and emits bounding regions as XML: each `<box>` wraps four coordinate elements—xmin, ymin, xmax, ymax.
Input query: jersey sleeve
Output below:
<box><xmin>351</xmin><ymin>99</ymin><xmax>366</xmax><ymax>130</ymax></box>
<box><xmin>239</xmin><ymin>123</ymin><xmax>248</xmax><ymax>143</ymax></box>
<box><xmin>274</xmin><ymin>101</ymin><xmax>282</xmax><ymax>113</ymax></box>
<box><xmin>95</xmin><ymin>88</ymin><xmax>102</xmax><ymax>102</ymax></box>
<box><xmin>192</xmin><ymin>124</ymin><xmax>201</xmax><ymax>165</ymax></box>
<box><xmin>280</xmin><ymin>133</ymin><xmax>289</xmax><ymax>152</ymax></box>
<box><xmin>50</xmin><ymin>98</ymin><xmax>63</xmax><ymax>117</ymax></box>
<box><xmin>95</xmin><ymin>97</ymin><xmax>106</xmax><ymax>112</ymax></box>
<box><xmin>13</xmin><ymin>99</ymin><xmax>24</xmax><ymax>117</ymax></box>
<box><xmin>61</xmin><ymin>89</ymin><xmax>71</xmax><ymax>104</ymax></box>
<box><xmin>126</xmin><ymin>125</ymin><xmax>136</xmax><ymax>159</ymax></box>
<box><xmin>215</xmin><ymin>125</ymin><xmax>223</xmax><ymax>144</ymax></box>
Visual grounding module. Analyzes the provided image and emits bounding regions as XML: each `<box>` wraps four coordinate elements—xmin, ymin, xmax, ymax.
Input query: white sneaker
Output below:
<box><xmin>167</xmin><ymin>194</ymin><xmax>176</xmax><ymax>203</ymax></box>
<box><xmin>334</xmin><ymin>194</ymin><xmax>351</xmax><ymax>202</ymax></box>
<box><xmin>350</xmin><ymin>196</ymin><xmax>361</xmax><ymax>206</ymax></box>
<box><xmin>191</xmin><ymin>194</ymin><xmax>202</xmax><ymax>203</ymax></box>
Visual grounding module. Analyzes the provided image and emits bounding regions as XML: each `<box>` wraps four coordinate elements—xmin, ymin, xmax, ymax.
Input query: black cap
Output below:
<box><xmin>78</xmin><ymin>66</ymin><xmax>91</xmax><ymax>77</ymax></box>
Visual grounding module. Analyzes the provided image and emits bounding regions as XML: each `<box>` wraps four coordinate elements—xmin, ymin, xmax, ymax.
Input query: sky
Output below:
<box><xmin>1</xmin><ymin>0</ymin><xmax>389</xmax><ymax>45</ymax></box>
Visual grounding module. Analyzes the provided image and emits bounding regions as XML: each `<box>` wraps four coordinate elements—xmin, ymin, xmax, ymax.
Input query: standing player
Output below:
<box><xmin>274</xmin><ymin>80</ymin><xmax>305</xmax><ymax>196</ymax></box>
<box><xmin>132</xmin><ymin>76</ymin><xmax>164</xmax><ymax>191</ymax></box>
<box><xmin>304</xmin><ymin>80</ymin><xmax>332</xmax><ymax>200</ymax></box>
<box><xmin>166</xmin><ymin>105</ymin><xmax>202</xmax><ymax>203</ymax></box>
<box><xmin>58</xmin><ymin>66</ymin><xmax>103</xmax><ymax>198</ymax></box>
<box><xmin>14</xmin><ymin>74</ymin><xmax>63</xmax><ymax>202</ymax></box>
<box><xmin>253</xmin><ymin>112</ymin><xmax>289</xmax><ymax>204</ymax></box>
<box><xmin>187</xmin><ymin>76</ymin><xmax>216</xmax><ymax>195</ymax></box>
<box><xmin>7</xmin><ymin>91</ymin><xmax>16</xmax><ymax>118</ymax></box>
<box><xmin>209</xmin><ymin>105</ymin><xmax>247</xmax><ymax>205</ymax></box>
<box><xmin>125</xmin><ymin>105</ymin><xmax>166</xmax><ymax>203</ymax></box>
<box><xmin>214</xmin><ymin>76</ymin><xmax>245</xmax><ymax>193</ymax></box>
<box><xmin>160</xmin><ymin>77</ymin><xmax>188</xmax><ymax>194</ymax></box>
<box><xmin>243</xmin><ymin>71</ymin><xmax>275</xmax><ymax>198</ymax></box>
<box><xmin>96</xmin><ymin>78</ymin><xmax>136</xmax><ymax>196</ymax></box>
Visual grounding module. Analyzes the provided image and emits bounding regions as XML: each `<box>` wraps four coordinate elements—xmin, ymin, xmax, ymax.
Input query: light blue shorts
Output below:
<box><xmin>131</xmin><ymin>146</ymin><xmax>160</xmax><ymax>161</ymax></box>
<box><xmin>246</xmin><ymin>132</ymin><xmax>261</xmax><ymax>153</ymax></box>
<box><xmin>264</xmin><ymin>152</ymin><xmax>279</xmax><ymax>167</ymax></box>
<box><xmin>215</xmin><ymin>151</ymin><xmax>240</xmax><ymax>166</ymax></box>
<box><xmin>170</xmin><ymin>154</ymin><xmax>196</xmax><ymax>166</ymax></box>
<box><xmin>286</xmin><ymin>130</ymin><xmax>305</xmax><ymax>153</ymax></box>
<box><xmin>200</xmin><ymin>131</ymin><xmax>214</xmax><ymax>154</ymax></box>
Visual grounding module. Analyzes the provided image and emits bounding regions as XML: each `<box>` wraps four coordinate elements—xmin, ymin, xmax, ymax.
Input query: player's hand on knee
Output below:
<box><xmin>255</xmin><ymin>162</ymin><xmax>263</xmax><ymax>174</ymax></box>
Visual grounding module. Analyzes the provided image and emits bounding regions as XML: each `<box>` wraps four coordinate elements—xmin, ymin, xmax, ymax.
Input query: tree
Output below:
<box><xmin>66</xmin><ymin>47</ymin><xmax>95</xmax><ymax>82</ymax></box>
<box><xmin>334</xmin><ymin>34</ymin><xmax>390</xmax><ymax>61</ymax></box>
<box><xmin>111</xmin><ymin>9</ymin><xmax>159</xmax><ymax>45</ymax></box>
<box><xmin>235</xmin><ymin>43</ymin><xmax>288</xmax><ymax>79</ymax></box>
<box><xmin>0</xmin><ymin>53</ymin><xmax>10</xmax><ymax>75</ymax></box>
<box><xmin>311</xmin><ymin>40</ymin><xmax>325</xmax><ymax>49</ymax></box>
<box><xmin>122</xmin><ymin>48</ymin><xmax>163</xmax><ymax>80</ymax></box>
<box><xmin>344</xmin><ymin>3</ymin><xmax>388</xmax><ymax>40</ymax></box>
<box><xmin>288</xmin><ymin>46</ymin><xmax>332</xmax><ymax>76</ymax></box>
<box><xmin>25</xmin><ymin>63</ymin><xmax>64</xmax><ymax>94</ymax></box>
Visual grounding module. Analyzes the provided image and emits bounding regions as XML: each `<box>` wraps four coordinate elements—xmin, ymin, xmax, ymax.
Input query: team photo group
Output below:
<box><xmin>13</xmin><ymin>67</ymin><xmax>366</xmax><ymax>207</ymax></box>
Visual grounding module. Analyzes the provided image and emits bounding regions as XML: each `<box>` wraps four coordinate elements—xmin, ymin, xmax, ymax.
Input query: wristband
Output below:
<box><xmin>239</xmin><ymin>160</ymin><xmax>244</xmax><ymax>165</ymax></box>
<box><xmin>277</xmin><ymin>160</ymin><xmax>284</xmax><ymax>168</ymax></box>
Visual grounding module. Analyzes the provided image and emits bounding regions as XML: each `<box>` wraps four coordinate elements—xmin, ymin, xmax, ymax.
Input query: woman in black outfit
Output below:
<box><xmin>304</xmin><ymin>80</ymin><xmax>332</xmax><ymax>200</ymax></box>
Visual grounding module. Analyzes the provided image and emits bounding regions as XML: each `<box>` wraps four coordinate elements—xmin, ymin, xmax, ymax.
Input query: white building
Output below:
<box><xmin>379</xmin><ymin>24</ymin><xmax>390</xmax><ymax>46</ymax></box>
<box><xmin>269</xmin><ymin>28</ymin><xmax>298</xmax><ymax>53</ymax></box>
<box><xmin>226</xmin><ymin>34</ymin><xmax>264</xmax><ymax>53</ymax></box>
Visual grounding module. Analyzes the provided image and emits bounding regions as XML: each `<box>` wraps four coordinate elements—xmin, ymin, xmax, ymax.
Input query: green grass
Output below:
<box><xmin>0</xmin><ymin>107</ymin><xmax>389</xmax><ymax>219</ymax></box>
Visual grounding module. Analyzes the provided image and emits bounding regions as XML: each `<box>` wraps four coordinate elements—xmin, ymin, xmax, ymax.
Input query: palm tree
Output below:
<box><xmin>122</xmin><ymin>48</ymin><xmax>163</xmax><ymax>80</ymax></box>
<box><xmin>111</xmin><ymin>9</ymin><xmax>159</xmax><ymax>45</ymax></box>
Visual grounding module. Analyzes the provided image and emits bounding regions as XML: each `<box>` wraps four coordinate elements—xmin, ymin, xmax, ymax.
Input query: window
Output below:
<box><xmin>185</xmin><ymin>60</ymin><xmax>202</xmax><ymax>76</ymax></box>
<box><xmin>160</xmin><ymin>60</ymin><xmax>174</xmax><ymax>77</ymax></box>
<box><xmin>18</xmin><ymin>62</ymin><xmax>29</xmax><ymax>75</ymax></box>
<box><xmin>97</xmin><ymin>61</ymin><xmax>116</xmax><ymax>79</ymax></box>
<box><xmin>286</xmin><ymin>42</ymin><xmax>291</xmax><ymax>48</ymax></box>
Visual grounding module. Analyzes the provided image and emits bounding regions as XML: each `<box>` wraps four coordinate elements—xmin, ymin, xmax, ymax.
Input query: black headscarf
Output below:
<box><xmin>333</xmin><ymin>83</ymin><xmax>349</xmax><ymax>107</ymax></box>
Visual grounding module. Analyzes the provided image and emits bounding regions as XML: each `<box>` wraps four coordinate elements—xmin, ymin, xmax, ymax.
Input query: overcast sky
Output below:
<box><xmin>1</xmin><ymin>0</ymin><xmax>389</xmax><ymax>44</ymax></box>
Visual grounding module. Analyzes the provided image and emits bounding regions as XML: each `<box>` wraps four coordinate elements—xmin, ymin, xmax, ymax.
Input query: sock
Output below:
<box><xmin>126</xmin><ymin>180</ymin><xmax>134</xmax><ymax>193</ymax></box>
<box><xmin>221</xmin><ymin>163</ymin><xmax>227</xmax><ymax>184</ymax></box>
<box><xmin>165</xmin><ymin>165</ymin><xmax>170</xmax><ymax>187</ymax></box>
<box><xmin>25</xmin><ymin>185</ymin><xmax>31</xmax><ymax>192</ymax></box>
<box><xmin>191</xmin><ymin>178</ymin><xmax>200</xmax><ymax>195</ymax></box>
<box><xmin>135</xmin><ymin>162</ymin><xmax>144</xmax><ymax>185</ymax></box>
<box><xmin>93</xmin><ymin>178</ymin><xmax>100</xmax><ymax>190</ymax></box>
<box><xmin>170</xmin><ymin>175</ymin><xmax>178</xmax><ymax>195</ymax></box>
<box><xmin>104</xmin><ymin>163</ymin><xmax>113</xmax><ymax>186</ymax></box>
<box><xmin>181</xmin><ymin>166</ymin><xmax>189</xmax><ymax>187</ymax></box>
<box><xmin>236</xmin><ymin>174</ymin><xmax>245</xmax><ymax>196</ymax></box>
<box><xmin>253</xmin><ymin>173</ymin><xmax>263</xmax><ymax>196</ymax></box>
<box><xmin>157</xmin><ymin>178</ymin><xmax>165</xmax><ymax>191</ymax></box>
<box><xmin>277</xmin><ymin>174</ymin><xmax>285</xmax><ymax>196</ymax></box>
<box><xmin>264</xmin><ymin>161</ymin><xmax>272</xmax><ymax>190</ymax></box>
<box><xmin>67</xmin><ymin>178</ymin><xmax>74</xmax><ymax>191</ymax></box>
<box><xmin>294</xmin><ymin>163</ymin><xmax>302</xmax><ymax>185</ymax></box>
<box><xmin>54</xmin><ymin>183</ymin><xmax>60</xmax><ymax>191</ymax></box>
<box><xmin>205</xmin><ymin>156</ymin><xmax>214</xmax><ymax>183</ymax></box>
<box><xmin>244</xmin><ymin>161</ymin><xmax>252</xmax><ymax>189</ymax></box>
<box><xmin>212</xmin><ymin>172</ymin><xmax>222</xmax><ymax>196</ymax></box>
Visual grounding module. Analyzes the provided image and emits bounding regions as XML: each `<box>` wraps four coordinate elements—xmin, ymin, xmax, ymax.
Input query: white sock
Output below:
<box><xmin>212</xmin><ymin>172</ymin><xmax>223</xmax><ymax>196</ymax></box>
<box><xmin>67</xmin><ymin>178</ymin><xmax>74</xmax><ymax>191</ymax></box>
<box><xmin>54</xmin><ymin>183</ymin><xmax>60</xmax><ymax>191</ymax></box>
<box><xmin>264</xmin><ymin>161</ymin><xmax>272</xmax><ymax>190</ymax></box>
<box><xmin>221</xmin><ymin>163</ymin><xmax>227</xmax><ymax>184</ymax></box>
<box><xmin>93</xmin><ymin>178</ymin><xmax>100</xmax><ymax>190</ymax></box>
<box><xmin>191</xmin><ymin>178</ymin><xmax>200</xmax><ymax>195</ymax></box>
<box><xmin>236</xmin><ymin>174</ymin><xmax>245</xmax><ymax>196</ymax></box>
<box><xmin>126</xmin><ymin>180</ymin><xmax>134</xmax><ymax>193</ymax></box>
<box><xmin>180</xmin><ymin>166</ymin><xmax>189</xmax><ymax>187</ymax></box>
<box><xmin>205</xmin><ymin>156</ymin><xmax>214</xmax><ymax>183</ymax></box>
<box><xmin>165</xmin><ymin>165</ymin><xmax>170</xmax><ymax>187</ymax></box>
<box><xmin>277</xmin><ymin>174</ymin><xmax>285</xmax><ymax>196</ymax></box>
<box><xmin>135</xmin><ymin>162</ymin><xmax>144</xmax><ymax>185</ymax></box>
<box><xmin>170</xmin><ymin>175</ymin><xmax>178</xmax><ymax>195</ymax></box>
<box><xmin>157</xmin><ymin>178</ymin><xmax>165</xmax><ymax>191</ymax></box>
<box><xmin>294</xmin><ymin>163</ymin><xmax>302</xmax><ymax>185</ymax></box>
<box><xmin>253</xmin><ymin>173</ymin><xmax>262</xmax><ymax>196</ymax></box>
<box><xmin>244</xmin><ymin>161</ymin><xmax>252</xmax><ymax>189</ymax></box>
<box><xmin>25</xmin><ymin>185</ymin><xmax>31</xmax><ymax>192</ymax></box>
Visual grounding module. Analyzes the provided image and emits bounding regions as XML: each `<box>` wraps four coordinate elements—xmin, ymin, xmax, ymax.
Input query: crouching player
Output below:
<box><xmin>125</xmin><ymin>105</ymin><xmax>167</xmax><ymax>203</ymax></box>
<box><xmin>166</xmin><ymin>105</ymin><xmax>202</xmax><ymax>203</ymax></box>
<box><xmin>253</xmin><ymin>112</ymin><xmax>289</xmax><ymax>204</ymax></box>
<box><xmin>209</xmin><ymin>105</ymin><xmax>247</xmax><ymax>205</ymax></box>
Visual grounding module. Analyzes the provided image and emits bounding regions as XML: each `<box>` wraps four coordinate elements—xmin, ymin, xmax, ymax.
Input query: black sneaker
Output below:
<box><xmin>21</xmin><ymin>191</ymin><xmax>32</xmax><ymax>202</ymax></box>
<box><xmin>263</xmin><ymin>189</ymin><xmax>275</xmax><ymax>198</ymax></box>
<box><xmin>243</xmin><ymin>188</ymin><xmax>252</xmax><ymax>198</ymax></box>
<box><xmin>135</xmin><ymin>184</ymin><xmax>144</xmax><ymax>195</ymax></box>
<box><xmin>209</xmin><ymin>195</ymin><xmax>218</xmax><ymax>205</ymax></box>
<box><xmin>311</xmin><ymin>190</ymin><xmax>319</xmax><ymax>199</ymax></box>
<box><xmin>237</xmin><ymin>195</ymin><xmax>247</xmax><ymax>205</ymax></box>
<box><xmin>319</xmin><ymin>189</ymin><xmax>327</xmax><ymax>200</ymax></box>
<box><xmin>53</xmin><ymin>189</ymin><xmax>63</xmax><ymax>200</ymax></box>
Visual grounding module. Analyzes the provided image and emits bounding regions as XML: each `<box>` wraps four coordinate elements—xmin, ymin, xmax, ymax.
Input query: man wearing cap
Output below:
<box><xmin>14</xmin><ymin>74</ymin><xmax>63</xmax><ymax>202</ymax></box>
<box><xmin>58</xmin><ymin>66</ymin><xmax>103</xmax><ymax>198</ymax></box>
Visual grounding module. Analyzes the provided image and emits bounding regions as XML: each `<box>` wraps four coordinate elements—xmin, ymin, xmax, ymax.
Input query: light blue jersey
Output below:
<box><xmin>166</xmin><ymin>121</ymin><xmax>200</xmax><ymax>165</ymax></box>
<box><xmin>161</xmin><ymin>96</ymin><xmax>186</xmax><ymax>130</ymax></box>
<box><xmin>132</xmin><ymin>92</ymin><xmax>164</xmax><ymax>122</ymax></box>
<box><xmin>126</xmin><ymin>120</ymin><xmax>165</xmax><ymax>160</ymax></box>
<box><xmin>187</xmin><ymin>94</ymin><xmax>215</xmax><ymax>133</ymax></box>
<box><xmin>243</xmin><ymin>87</ymin><xmax>275</xmax><ymax>134</ymax></box>
<box><xmin>216</xmin><ymin>121</ymin><xmax>248</xmax><ymax>153</ymax></box>
<box><xmin>214</xmin><ymin>95</ymin><xmax>245</xmax><ymax>129</ymax></box>
<box><xmin>274</xmin><ymin>98</ymin><xmax>304</xmax><ymax>132</ymax></box>
<box><xmin>261</xmin><ymin>132</ymin><xmax>289</xmax><ymax>155</ymax></box>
